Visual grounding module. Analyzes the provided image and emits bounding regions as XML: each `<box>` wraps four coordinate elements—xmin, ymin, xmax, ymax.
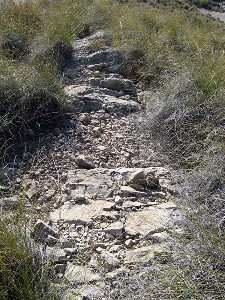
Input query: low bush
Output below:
<box><xmin>0</xmin><ymin>209</ymin><xmax>56</xmax><ymax>300</ymax></box>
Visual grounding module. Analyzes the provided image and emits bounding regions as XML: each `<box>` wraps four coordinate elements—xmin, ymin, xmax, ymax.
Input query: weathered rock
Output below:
<box><xmin>31</xmin><ymin>220</ymin><xmax>59</xmax><ymax>243</ymax></box>
<box><xmin>73</xmin><ymin>30</ymin><xmax>113</xmax><ymax>50</ymax></box>
<box><xmin>125</xmin><ymin>239</ymin><xmax>134</xmax><ymax>248</ymax></box>
<box><xmin>125</xmin><ymin>244</ymin><xmax>167</xmax><ymax>264</ymax></box>
<box><xmin>45</xmin><ymin>235</ymin><xmax>58</xmax><ymax>246</ymax></box>
<box><xmin>150</xmin><ymin>231</ymin><xmax>170</xmax><ymax>243</ymax></box>
<box><xmin>66</xmin><ymin>169</ymin><xmax>114</xmax><ymax>197</ymax></box>
<box><xmin>125</xmin><ymin>208</ymin><xmax>171</xmax><ymax>236</ymax></box>
<box><xmin>75</xmin><ymin>155</ymin><xmax>95</xmax><ymax>169</ymax></box>
<box><xmin>156</xmin><ymin>201</ymin><xmax>177</xmax><ymax>210</ymax></box>
<box><xmin>80</xmin><ymin>285</ymin><xmax>105</xmax><ymax>300</ymax></box>
<box><xmin>68</xmin><ymin>89</ymin><xmax>140</xmax><ymax>114</ymax></box>
<box><xmin>66</xmin><ymin>168</ymin><xmax>159</xmax><ymax>199</ymax></box>
<box><xmin>45</xmin><ymin>247</ymin><xmax>67</xmax><ymax>263</ymax></box>
<box><xmin>71</xmin><ymin>191</ymin><xmax>88</xmax><ymax>204</ymax></box>
<box><xmin>104</xmin><ymin>221</ymin><xmax>124</xmax><ymax>237</ymax></box>
<box><xmin>24</xmin><ymin>180</ymin><xmax>39</xmax><ymax>199</ymax></box>
<box><xmin>114</xmin><ymin>195</ymin><xmax>123</xmax><ymax>205</ymax></box>
<box><xmin>65</xmin><ymin>265</ymin><xmax>101</xmax><ymax>283</ymax></box>
<box><xmin>109</xmin><ymin>244</ymin><xmax>123</xmax><ymax>253</ymax></box>
<box><xmin>50</xmin><ymin>200</ymin><xmax>114</xmax><ymax>225</ymax></box>
<box><xmin>100</xmin><ymin>77</ymin><xmax>136</xmax><ymax>93</ymax></box>
<box><xmin>86</xmin><ymin>48</ymin><xmax>123</xmax><ymax>67</ymax></box>
<box><xmin>63</xmin><ymin>284</ymin><xmax>104</xmax><ymax>300</ymax></box>
<box><xmin>64</xmin><ymin>84</ymin><xmax>94</xmax><ymax>97</ymax></box>
<box><xmin>119</xmin><ymin>186</ymin><xmax>147</xmax><ymax>197</ymax></box>
<box><xmin>106</xmin><ymin>267</ymin><xmax>128</xmax><ymax>280</ymax></box>
<box><xmin>128</xmin><ymin>170</ymin><xmax>146</xmax><ymax>186</ymax></box>
<box><xmin>103</xmin><ymin>96</ymin><xmax>140</xmax><ymax>114</ymax></box>
<box><xmin>100</xmin><ymin>250</ymin><xmax>120</xmax><ymax>268</ymax></box>
<box><xmin>122</xmin><ymin>200</ymin><xmax>144</xmax><ymax>210</ymax></box>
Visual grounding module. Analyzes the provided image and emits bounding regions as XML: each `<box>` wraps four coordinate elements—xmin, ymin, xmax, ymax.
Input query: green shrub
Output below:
<box><xmin>0</xmin><ymin>1</ymin><xmax>42</xmax><ymax>42</ymax></box>
<box><xmin>0</xmin><ymin>58</ymin><xmax>63</xmax><ymax>160</ymax></box>
<box><xmin>0</xmin><ymin>210</ymin><xmax>56</xmax><ymax>300</ymax></box>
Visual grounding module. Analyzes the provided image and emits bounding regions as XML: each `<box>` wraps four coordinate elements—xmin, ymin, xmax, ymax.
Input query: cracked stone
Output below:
<box><xmin>31</xmin><ymin>220</ymin><xmax>59</xmax><ymax>243</ymax></box>
<box><xmin>125</xmin><ymin>208</ymin><xmax>171</xmax><ymax>236</ymax></box>
<box><xmin>119</xmin><ymin>186</ymin><xmax>147</xmax><ymax>197</ymax></box>
<box><xmin>65</xmin><ymin>265</ymin><xmax>101</xmax><ymax>283</ymax></box>
<box><xmin>104</xmin><ymin>221</ymin><xmax>124</xmax><ymax>237</ymax></box>
<box><xmin>125</xmin><ymin>244</ymin><xmax>167</xmax><ymax>264</ymax></box>
<box><xmin>50</xmin><ymin>200</ymin><xmax>115</xmax><ymax>225</ymax></box>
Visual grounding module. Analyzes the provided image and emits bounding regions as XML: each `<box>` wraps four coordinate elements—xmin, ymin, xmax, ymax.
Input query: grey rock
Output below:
<box><xmin>64</xmin><ymin>84</ymin><xmax>94</xmax><ymax>97</ymax></box>
<box><xmin>86</xmin><ymin>48</ymin><xmax>123</xmax><ymax>66</ymax></box>
<box><xmin>50</xmin><ymin>200</ymin><xmax>114</xmax><ymax>225</ymax></box>
<box><xmin>75</xmin><ymin>155</ymin><xmax>95</xmax><ymax>169</ymax></box>
<box><xmin>88</xmin><ymin>63</ymin><xmax>108</xmax><ymax>71</ymax></box>
<box><xmin>106</xmin><ymin>267</ymin><xmax>128</xmax><ymax>280</ymax></box>
<box><xmin>65</xmin><ymin>83</ymin><xmax>140</xmax><ymax>114</ymax></box>
<box><xmin>119</xmin><ymin>186</ymin><xmax>147</xmax><ymax>197</ymax></box>
<box><xmin>24</xmin><ymin>180</ymin><xmax>39</xmax><ymax>199</ymax></box>
<box><xmin>150</xmin><ymin>231</ymin><xmax>170</xmax><ymax>243</ymax></box>
<box><xmin>122</xmin><ymin>200</ymin><xmax>144</xmax><ymax>210</ymax></box>
<box><xmin>71</xmin><ymin>191</ymin><xmax>88</xmax><ymax>204</ymax></box>
<box><xmin>125</xmin><ymin>239</ymin><xmax>134</xmax><ymax>248</ymax></box>
<box><xmin>128</xmin><ymin>170</ymin><xmax>147</xmax><ymax>186</ymax></box>
<box><xmin>100</xmin><ymin>77</ymin><xmax>136</xmax><ymax>93</ymax></box>
<box><xmin>156</xmin><ymin>201</ymin><xmax>177</xmax><ymax>210</ymax></box>
<box><xmin>125</xmin><ymin>244</ymin><xmax>167</xmax><ymax>264</ymax></box>
<box><xmin>114</xmin><ymin>195</ymin><xmax>123</xmax><ymax>205</ymax></box>
<box><xmin>32</xmin><ymin>220</ymin><xmax>59</xmax><ymax>243</ymax></box>
<box><xmin>55</xmin><ymin>264</ymin><xmax>66</xmax><ymax>274</ymax></box>
<box><xmin>45</xmin><ymin>247</ymin><xmax>67</xmax><ymax>263</ymax></box>
<box><xmin>63</xmin><ymin>284</ymin><xmax>104</xmax><ymax>300</ymax></box>
<box><xmin>100</xmin><ymin>250</ymin><xmax>120</xmax><ymax>268</ymax></box>
<box><xmin>65</xmin><ymin>265</ymin><xmax>101</xmax><ymax>283</ymax></box>
<box><xmin>45</xmin><ymin>235</ymin><xmax>58</xmax><ymax>246</ymax></box>
<box><xmin>103</xmin><ymin>96</ymin><xmax>140</xmax><ymax>114</ymax></box>
<box><xmin>125</xmin><ymin>208</ymin><xmax>171</xmax><ymax>236</ymax></box>
<box><xmin>66</xmin><ymin>168</ymin><xmax>156</xmax><ymax>199</ymax></box>
<box><xmin>104</xmin><ymin>221</ymin><xmax>124</xmax><ymax>237</ymax></box>
<box><xmin>109</xmin><ymin>244</ymin><xmax>123</xmax><ymax>253</ymax></box>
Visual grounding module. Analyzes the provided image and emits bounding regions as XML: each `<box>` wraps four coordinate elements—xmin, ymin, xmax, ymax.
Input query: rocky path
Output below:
<box><xmin>6</xmin><ymin>31</ymin><xmax>181</xmax><ymax>299</ymax></box>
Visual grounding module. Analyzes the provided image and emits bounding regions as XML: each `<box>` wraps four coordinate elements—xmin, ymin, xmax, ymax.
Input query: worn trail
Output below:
<box><xmin>10</xmin><ymin>31</ymin><xmax>181</xmax><ymax>299</ymax></box>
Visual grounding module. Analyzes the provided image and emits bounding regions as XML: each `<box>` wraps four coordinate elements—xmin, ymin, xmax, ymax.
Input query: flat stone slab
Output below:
<box><xmin>64</xmin><ymin>84</ymin><xmax>140</xmax><ymax>114</ymax></box>
<box><xmin>125</xmin><ymin>244</ymin><xmax>167</xmax><ymax>264</ymax></box>
<box><xmin>50</xmin><ymin>200</ymin><xmax>114</xmax><ymax>224</ymax></box>
<box><xmin>125</xmin><ymin>208</ymin><xmax>171</xmax><ymax>236</ymax></box>
<box><xmin>66</xmin><ymin>167</ymin><xmax>162</xmax><ymax>199</ymax></box>
<box><xmin>65</xmin><ymin>265</ymin><xmax>101</xmax><ymax>283</ymax></box>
